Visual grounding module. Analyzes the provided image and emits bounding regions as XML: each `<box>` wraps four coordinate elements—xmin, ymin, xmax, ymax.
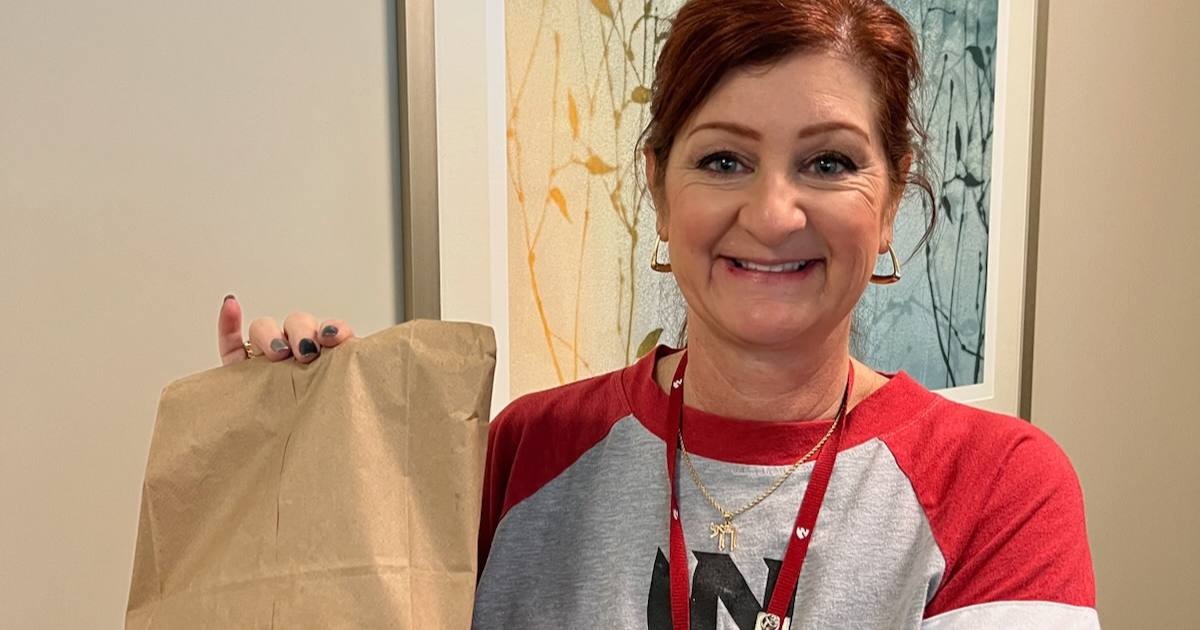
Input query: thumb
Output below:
<box><xmin>218</xmin><ymin>294</ymin><xmax>245</xmax><ymax>366</ymax></box>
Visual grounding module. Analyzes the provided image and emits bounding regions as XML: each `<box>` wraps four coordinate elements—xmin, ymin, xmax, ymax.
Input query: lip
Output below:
<box><xmin>724</xmin><ymin>255</ymin><xmax>817</xmax><ymax>266</ymax></box>
<box><xmin>720</xmin><ymin>256</ymin><xmax>823</xmax><ymax>282</ymax></box>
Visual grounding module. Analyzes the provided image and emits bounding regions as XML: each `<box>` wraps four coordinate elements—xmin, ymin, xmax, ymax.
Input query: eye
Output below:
<box><xmin>696</xmin><ymin>151</ymin><xmax>748</xmax><ymax>176</ymax></box>
<box><xmin>807</xmin><ymin>152</ymin><xmax>857</xmax><ymax>177</ymax></box>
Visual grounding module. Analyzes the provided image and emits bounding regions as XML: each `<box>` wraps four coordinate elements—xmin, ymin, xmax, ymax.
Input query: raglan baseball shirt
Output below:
<box><xmin>473</xmin><ymin>346</ymin><xmax>1098</xmax><ymax>629</ymax></box>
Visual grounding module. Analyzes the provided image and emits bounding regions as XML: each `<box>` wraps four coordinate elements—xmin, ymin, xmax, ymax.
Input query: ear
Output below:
<box><xmin>880</xmin><ymin>153</ymin><xmax>912</xmax><ymax>254</ymax></box>
<box><xmin>878</xmin><ymin>196</ymin><xmax>898</xmax><ymax>254</ymax></box>
<box><xmin>644</xmin><ymin>147</ymin><xmax>669</xmax><ymax>240</ymax></box>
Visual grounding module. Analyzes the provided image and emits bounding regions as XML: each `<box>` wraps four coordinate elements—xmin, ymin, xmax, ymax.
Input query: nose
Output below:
<box><xmin>738</xmin><ymin>170</ymin><xmax>808</xmax><ymax>247</ymax></box>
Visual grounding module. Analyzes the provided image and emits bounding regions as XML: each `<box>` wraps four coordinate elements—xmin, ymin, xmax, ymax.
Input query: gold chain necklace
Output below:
<box><xmin>679</xmin><ymin>412</ymin><xmax>842</xmax><ymax>553</ymax></box>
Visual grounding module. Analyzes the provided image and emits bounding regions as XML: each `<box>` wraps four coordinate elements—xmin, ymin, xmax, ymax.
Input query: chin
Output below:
<box><xmin>722</xmin><ymin>310</ymin><xmax>826</xmax><ymax>350</ymax></box>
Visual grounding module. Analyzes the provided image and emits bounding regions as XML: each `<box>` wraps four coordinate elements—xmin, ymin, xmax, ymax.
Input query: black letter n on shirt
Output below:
<box><xmin>647</xmin><ymin>549</ymin><xmax>795</xmax><ymax>630</ymax></box>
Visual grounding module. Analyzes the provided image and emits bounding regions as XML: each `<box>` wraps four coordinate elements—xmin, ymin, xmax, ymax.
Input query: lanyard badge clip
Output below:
<box><xmin>755</xmin><ymin>612</ymin><xmax>790</xmax><ymax>630</ymax></box>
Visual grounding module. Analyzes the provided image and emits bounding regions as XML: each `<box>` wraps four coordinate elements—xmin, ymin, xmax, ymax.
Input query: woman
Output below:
<box><xmin>217</xmin><ymin>0</ymin><xmax>1097</xmax><ymax>627</ymax></box>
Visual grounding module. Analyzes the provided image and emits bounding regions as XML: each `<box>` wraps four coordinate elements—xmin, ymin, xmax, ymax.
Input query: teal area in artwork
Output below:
<box><xmin>853</xmin><ymin>0</ymin><xmax>999</xmax><ymax>389</ymax></box>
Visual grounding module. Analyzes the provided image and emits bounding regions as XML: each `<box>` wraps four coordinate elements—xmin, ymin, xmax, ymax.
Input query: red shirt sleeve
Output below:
<box><xmin>476</xmin><ymin>370</ymin><xmax>635</xmax><ymax>575</ymax></box>
<box><xmin>881</xmin><ymin>401</ymin><xmax>1095</xmax><ymax>616</ymax></box>
<box><xmin>477</xmin><ymin>402</ymin><xmax>519</xmax><ymax>576</ymax></box>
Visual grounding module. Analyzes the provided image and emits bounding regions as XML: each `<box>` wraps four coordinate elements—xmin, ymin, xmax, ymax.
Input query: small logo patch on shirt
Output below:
<box><xmin>796</xmin><ymin>527</ymin><xmax>810</xmax><ymax>540</ymax></box>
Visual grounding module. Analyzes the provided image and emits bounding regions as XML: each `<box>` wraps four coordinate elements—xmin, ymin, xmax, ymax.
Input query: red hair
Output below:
<box><xmin>644</xmin><ymin>0</ymin><xmax>935</xmax><ymax>234</ymax></box>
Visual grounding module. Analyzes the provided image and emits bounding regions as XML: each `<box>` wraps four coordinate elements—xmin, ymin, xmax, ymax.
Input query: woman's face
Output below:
<box><xmin>648</xmin><ymin>52</ymin><xmax>900</xmax><ymax>351</ymax></box>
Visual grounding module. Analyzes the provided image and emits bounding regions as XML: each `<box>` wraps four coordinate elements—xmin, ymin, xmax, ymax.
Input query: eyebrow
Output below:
<box><xmin>686</xmin><ymin>120</ymin><xmax>871</xmax><ymax>143</ymax></box>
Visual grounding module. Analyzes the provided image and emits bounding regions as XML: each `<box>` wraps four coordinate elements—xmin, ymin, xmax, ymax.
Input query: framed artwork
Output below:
<box><xmin>425</xmin><ymin>0</ymin><xmax>1039</xmax><ymax>416</ymax></box>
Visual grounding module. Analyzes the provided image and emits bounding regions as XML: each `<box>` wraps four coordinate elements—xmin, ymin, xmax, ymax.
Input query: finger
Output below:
<box><xmin>248</xmin><ymin>317</ymin><xmax>290</xmax><ymax>361</ymax></box>
<box><xmin>316</xmin><ymin>319</ymin><xmax>355</xmax><ymax>348</ymax></box>
<box><xmin>218</xmin><ymin>295</ymin><xmax>246</xmax><ymax>366</ymax></box>
<box><xmin>283</xmin><ymin>311</ymin><xmax>321</xmax><ymax>363</ymax></box>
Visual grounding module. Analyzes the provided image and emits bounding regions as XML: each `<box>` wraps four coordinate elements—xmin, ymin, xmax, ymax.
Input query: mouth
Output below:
<box><xmin>729</xmin><ymin>258</ymin><xmax>817</xmax><ymax>273</ymax></box>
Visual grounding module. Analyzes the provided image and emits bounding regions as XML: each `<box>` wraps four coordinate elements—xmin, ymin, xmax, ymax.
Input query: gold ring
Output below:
<box><xmin>243</xmin><ymin>341</ymin><xmax>260</xmax><ymax>359</ymax></box>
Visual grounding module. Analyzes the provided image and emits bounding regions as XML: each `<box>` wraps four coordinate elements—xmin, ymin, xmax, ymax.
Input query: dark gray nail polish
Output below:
<box><xmin>270</xmin><ymin>339</ymin><xmax>290</xmax><ymax>353</ymax></box>
<box><xmin>299</xmin><ymin>339</ymin><xmax>319</xmax><ymax>357</ymax></box>
<box><xmin>224</xmin><ymin>294</ymin><xmax>236</xmax><ymax>303</ymax></box>
<box><xmin>321</xmin><ymin>325</ymin><xmax>339</xmax><ymax>338</ymax></box>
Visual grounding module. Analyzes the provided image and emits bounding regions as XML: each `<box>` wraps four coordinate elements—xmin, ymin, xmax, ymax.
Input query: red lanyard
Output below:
<box><xmin>665</xmin><ymin>353</ymin><xmax>853</xmax><ymax>630</ymax></box>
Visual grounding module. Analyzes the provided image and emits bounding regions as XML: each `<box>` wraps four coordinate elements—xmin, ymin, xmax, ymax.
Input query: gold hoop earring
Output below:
<box><xmin>870</xmin><ymin>245</ymin><xmax>901</xmax><ymax>285</ymax></box>
<box><xmin>650</xmin><ymin>238</ymin><xmax>672</xmax><ymax>273</ymax></box>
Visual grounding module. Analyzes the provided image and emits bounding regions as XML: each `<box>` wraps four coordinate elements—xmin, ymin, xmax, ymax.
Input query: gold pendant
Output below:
<box><xmin>709</xmin><ymin>514</ymin><xmax>737</xmax><ymax>552</ymax></box>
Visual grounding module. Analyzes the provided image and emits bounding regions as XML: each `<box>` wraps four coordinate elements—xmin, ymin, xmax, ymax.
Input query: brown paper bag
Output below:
<box><xmin>126</xmin><ymin>321</ymin><xmax>495</xmax><ymax>630</ymax></box>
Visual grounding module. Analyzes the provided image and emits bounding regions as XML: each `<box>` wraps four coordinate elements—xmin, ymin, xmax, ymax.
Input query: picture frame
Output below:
<box><xmin>408</xmin><ymin>0</ymin><xmax>1041</xmax><ymax>417</ymax></box>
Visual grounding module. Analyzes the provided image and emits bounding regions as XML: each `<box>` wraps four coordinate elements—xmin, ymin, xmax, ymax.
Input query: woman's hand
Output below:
<box><xmin>217</xmin><ymin>295</ymin><xmax>355</xmax><ymax>366</ymax></box>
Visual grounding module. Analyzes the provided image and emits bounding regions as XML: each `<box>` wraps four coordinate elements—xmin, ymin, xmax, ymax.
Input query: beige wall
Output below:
<box><xmin>1031</xmin><ymin>0</ymin><xmax>1200</xmax><ymax>627</ymax></box>
<box><xmin>0</xmin><ymin>2</ymin><xmax>399</xmax><ymax>627</ymax></box>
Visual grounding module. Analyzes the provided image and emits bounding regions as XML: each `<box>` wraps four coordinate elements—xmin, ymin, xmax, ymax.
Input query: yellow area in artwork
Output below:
<box><xmin>506</xmin><ymin>0</ymin><xmax>685</xmax><ymax>398</ymax></box>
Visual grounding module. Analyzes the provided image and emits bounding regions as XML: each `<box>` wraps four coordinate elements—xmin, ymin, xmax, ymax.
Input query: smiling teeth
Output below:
<box><xmin>736</xmin><ymin>259</ymin><xmax>810</xmax><ymax>273</ymax></box>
